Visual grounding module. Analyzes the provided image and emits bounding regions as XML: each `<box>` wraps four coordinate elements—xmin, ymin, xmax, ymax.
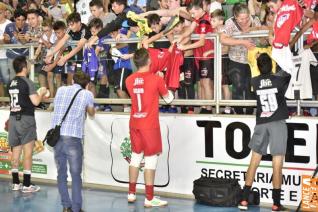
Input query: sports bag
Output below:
<box><xmin>193</xmin><ymin>177</ymin><xmax>241</xmax><ymax>207</ymax></box>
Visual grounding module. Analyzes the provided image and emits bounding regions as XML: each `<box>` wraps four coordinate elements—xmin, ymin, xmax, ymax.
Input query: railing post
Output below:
<box><xmin>215</xmin><ymin>34</ymin><xmax>222</xmax><ymax>114</ymax></box>
<box><xmin>29</xmin><ymin>45</ymin><xmax>35</xmax><ymax>81</ymax></box>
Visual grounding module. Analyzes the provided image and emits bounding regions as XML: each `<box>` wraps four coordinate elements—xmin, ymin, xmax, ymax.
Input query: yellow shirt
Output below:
<box><xmin>247</xmin><ymin>47</ymin><xmax>276</xmax><ymax>78</ymax></box>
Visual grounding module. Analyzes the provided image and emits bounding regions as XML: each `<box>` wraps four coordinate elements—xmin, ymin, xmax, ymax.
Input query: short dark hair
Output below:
<box><xmin>14</xmin><ymin>9</ymin><xmax>27</xmax><ymax>19</ymax></box>
<box><xmin>257</xmin><ymin>53</ymin><xmax>272</xmax><ymax>75</ymax></box>
<box><xmin>73</xmin><ymin>71</ymin><xmax>90</xmax><ymax>88</ymax></box>
<box><xmin>27</xmin><ymin>9</ymin><xmax>39</xmax><ymax>17</ymax></box>
<box><xmin>187</xmin><ymin>0</ymin><xmax>203</xmax><ymax>10</ymax></box>
<box><xmin>67</xmin><ymin>12</ymin><xmax>81</xmax><ymax>24</ymax></box>
<box><xmin>13</xmin><ymin>56</ymin><xmax>27</xmax><ymax>73</ymax></box>
<box><xmin>53</xmin><ymin>20</ymin><xmax>66</xmax><ymax>31</ymax></box>
<box><xmin>89</xmin><ymin>0</ymin><xmax>104</xmax><ymax>8</ymax></box>
<box><xmin>133</xmin><ymin>48</ymin><xmax>150</xmax><ymax>69</ymax></box>
<box><xmin>147</xmin><ymin>14</ymin><xmax>161</xmax><ymax>27</ymax></box>
<box><xmin>110</xmin><ymin>0</ymin><xmax>127</xmax><ymax>7</ymax></box>
<box><xmin>211</xmin><ymin>9</ymin><xmax>225</xmax><ymax>21</ymax></box>
<box><xmin>88</xmin><ymin>18</ymin><xmax>103</xmax><ymax>30</ymax></box>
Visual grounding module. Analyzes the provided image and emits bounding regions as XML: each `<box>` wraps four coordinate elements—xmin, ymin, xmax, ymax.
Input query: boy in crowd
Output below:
<box><xmin>42</xmin><ymin>21</ymin><xmax>69</xmax><ymax>91</ymax></box>
<box><xmin>177</xmin><ymin>0</ymin><xmax>214</xmax><ymax>114</ymax></box>
<box><xmin>204</xmin><ymin>9</ymin><xmax>233</xmax><ymax>114</ymax></box>
<box><xmin>46</xmin><ymin>12</ymin><xmax>92</xmax><ymax>85</ymax></box>
<box><xmin>239</xmin><ymin>53</ymin><xmax>290</xmax><ymax>211</ymax></box>
<box><xmin>88</xmin><ymin>18</ymin><xmax>112</xmax><ymax>111</ymax></box>
<box><xmin>125</xmin><ymin>48</ymin><xmax>174</xmax><ymax>207</ymax></box>
<box><xmin>89</xmin><ymin>0</ymin><xmax>116</xmax><ymax>26</ymax></box>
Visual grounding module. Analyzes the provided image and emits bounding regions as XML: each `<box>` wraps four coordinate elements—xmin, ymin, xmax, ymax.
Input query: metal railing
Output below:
<box><xmin>0</xmin><ymin>31</ymin><xmax>316</xmax><ymax>115</ymax></box>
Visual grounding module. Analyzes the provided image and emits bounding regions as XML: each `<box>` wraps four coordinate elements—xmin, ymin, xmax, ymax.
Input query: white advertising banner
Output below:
<box><xmin>1</xmin><ymin>109</ymin><xmax>317</xmax><ymax>206</ymax></box>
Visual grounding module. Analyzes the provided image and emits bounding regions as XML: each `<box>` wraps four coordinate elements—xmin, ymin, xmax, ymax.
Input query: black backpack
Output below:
<box><xmin>193</xmin><ymin>177</ymin><xmax>241</xmax><ymax>207</ymax></box>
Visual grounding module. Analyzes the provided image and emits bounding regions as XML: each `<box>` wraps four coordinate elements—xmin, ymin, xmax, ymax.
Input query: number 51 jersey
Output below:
<box><xmin>251</xmin><ymin>72</ymin><xmax>291</xmax><ymax>125</ymax></box>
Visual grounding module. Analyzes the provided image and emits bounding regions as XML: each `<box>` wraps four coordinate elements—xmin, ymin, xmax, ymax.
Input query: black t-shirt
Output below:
<box><xmin>66</xmin><ymin>24</ymin><xmax>91</xmax><ymax>63</ymax></box>
<box><xmin>251</xmin><ymin>71</ymin><xmax>291</xmax><ymax>125</ymax></box>
<box><xmin>8</xmin><ymin>76</ymin><xmax>37</xmax><ymax>116</ymax></box>
<box><xmin>148</xmin><ymin>30</ymin><xmax>170</xmax><ymax>49</ymax></box>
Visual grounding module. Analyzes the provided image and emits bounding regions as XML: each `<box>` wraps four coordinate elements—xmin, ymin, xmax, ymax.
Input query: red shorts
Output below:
<box><xmin>130</xmin><ymin>128</ymin><xmax>162</xmax><ymax>156</ymax></box>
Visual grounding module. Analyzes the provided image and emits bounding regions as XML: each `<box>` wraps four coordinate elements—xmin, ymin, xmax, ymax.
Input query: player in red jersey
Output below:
<box><xmin>267</xmin><ymin>0</ymin><xmax>303</xmax><ymax>74</ymax></box>
<box><xmin>125</xmin><ymin>48</ymin><xmax>174</xmax><ymax>208</ymax></box>
<box><xmin>177</xmin><ymin>0</ymin><xmax>214</xmax><ymax>114</ymax></box>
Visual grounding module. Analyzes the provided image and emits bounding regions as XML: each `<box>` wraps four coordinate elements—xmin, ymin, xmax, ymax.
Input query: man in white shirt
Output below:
<box><xmin>76</xmin><ymin>0</ymin><xmax>92</xmax><ymax>24</ymax></box>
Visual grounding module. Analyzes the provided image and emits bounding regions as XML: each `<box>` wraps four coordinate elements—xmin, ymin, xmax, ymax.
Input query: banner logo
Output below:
<box><xmin>301</xmin><ymin>175</ymin><xmax>318</xmax><ymax>211</ymax></box>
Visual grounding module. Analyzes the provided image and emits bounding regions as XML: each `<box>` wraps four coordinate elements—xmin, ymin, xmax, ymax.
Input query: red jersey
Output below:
<box><xmin>273</xmin><ymin>0</ymin><xmax>303</xmax><ymax>47</ymax></box>
<box><xmin>193</xmin><ymin>13</ymin><xmax>214</xmax><ymax>61</ymax></box>
<box><xmin>307</xmin><ymin>21</ymin><xmax>318</xmax><ymax>44</ymax></box>
<box><xmin>165</xmin><ymin>45</ymin><xmax>184</xmax><ymax>90</ymax></box>
<box><xmin>126</xmin><ymin>71</ymin><xmax>168</xmax><ymax>129</ymax></box>
<box><xmin>148</xmin><ymin>48</ymin><xmax>171</xmax><ymax>74</ymax></box>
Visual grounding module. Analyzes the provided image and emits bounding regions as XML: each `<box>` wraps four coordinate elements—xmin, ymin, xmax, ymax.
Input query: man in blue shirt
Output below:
<box><xmin>52</xmin><ymin>71</ymin><xmax>95</xmax><ymax>212</ymax></box>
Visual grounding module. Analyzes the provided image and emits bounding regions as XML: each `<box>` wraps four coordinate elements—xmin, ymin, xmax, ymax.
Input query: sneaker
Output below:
<box><xmin>238</xmin><ymin>200</ymin><xmax>248</xmax><ymax>211</ymax></box>
<box><xmin>167</xmin><ymin>107</ymin><xmax>178</xmax><ymax>113</ymax></box>
<box><xmin>103</xmin><ymin>105</ymin><xmax>112</xmax><ymax>112</ymax></box>
<box><xmin>159</xmin><ymin>107</ymin><xmax>168</xmax><ymax>113</ymax></box>
<box><xmin>127</xmin><ymin>193</ymin><xmax>136</xmax><ymax>203</ymax></box>
<box><xmin>272</xmin><ymin>204</ymin><xmax>289</xmax><ymax>211</ymax></box>
<box><xmin>303</xmin><ymin>110</ymin><xmax>312</xmax><ymax>117</ymax></box>
<box><xmin>22</xmin><ymin>184</ymin><xmax>40</xmax><ymax>193</ymax></box>
<box><xmin>223</xmin><ymin>107</ymin><xmax>234</xmax><ymax>114</ymax></box>
<box><xmin>12</xmin><ymin>183</ymin><xmax>22</xmax><ymax>191</ymax></box>
<box><xmin>187</xmin><ymin>107</ymin><xmax>194</xmax><ymax>114</ymax></box>
<box><xmin>144</xmin><ymin>196</ymin><xmax>168</xmax><ymax>208</ymax></box>
<box><xmin>124</xmin><ymin>106</ymin><xmax>131</xmax><ymax>113</ymax></box>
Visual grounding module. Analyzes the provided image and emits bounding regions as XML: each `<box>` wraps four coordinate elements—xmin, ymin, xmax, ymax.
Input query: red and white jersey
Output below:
<box><xmin>193</xmin><ymin>13</ymin><xmax>214</xmax><ymax>61</ymax></box>
<box><xmin>126</xmin><ymin>71</ymin><xmax>168</xmax><ymax>129</ymax></box>
<box><xmin>165</xmin><ymin>45</ymin><xmax>184</xmax><ymax>90</ymax></box>
<box><xmin>273</xmin><ymin>0</ymin><xmax>303</xmax><ymax>47</ymax></box>
<box><xmin>285</xmin><ymin>48</ymin><xmax>317</xmax><ymax>99</ymax></box>
<box><xmin>304</xmin><ymin>0</ymin><xmax>317</xmax><ymax>9</ymax></box>
<box><xmin>307</xmin><ymin>21</ymin><xmax>318</xmax><ymax>44</ymax></box>
<box><xmin>148</xmin><ymin>48</ymin><xmax>171</xmax><ymax>74</ymax></box>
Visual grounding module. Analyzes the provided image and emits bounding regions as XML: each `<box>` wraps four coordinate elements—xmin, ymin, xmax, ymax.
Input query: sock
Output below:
<box><xmin>129</xmin><ymin>182</ymin><xmax>136</xmax><ymax>194</ymax></box>
<box><xmin>23</xmin><ymin>170</ymin><xmax>31</xmax><ymax>187</ymax></box>
<box><xmin>242</xmin><ymin>185</ymin><xmax>252</xmax><ymax>201</ymax></box>
<box><xmin>12</xmin><ymin>169</ymin><xmax>19</xmax><ymax>184</ymax></box>
<box><xmin>272</xmin><ymin>188</ymin><xmax>281</xmax><ymax>206</ymax></box>
<box><xmin>97</xmin><ymin>84</ymin><xmax>109</xmax><ymax>98</ymax></box>
<box><xmin>145</xmin><ymin>185</ymin><xmax>154</xmax><ymax>201</ymax></box>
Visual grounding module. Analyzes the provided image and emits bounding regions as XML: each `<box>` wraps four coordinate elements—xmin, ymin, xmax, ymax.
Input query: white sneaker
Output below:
<box><xmin>144</xmin><ymin>196</ymin><xmax>168</xmax><ymax>208</ymax></box>
<box><xmin>127</xmin><ymin>193</ymin><xmax>136</xmax><ymax>203</ymax></box>
<box><xmin>22</xmin><ymin>184</ymin><xmax>40</xmax><ymax>193</ymax></box>
<box><xmin>12</xmin><ymin>183</ymin><xmax>22</xmax><ymax>191</ymax></box>
<box><xmin>124</xmin><ymin>106</ymin><xmax>131</xmax><ymax>113</ymax></box>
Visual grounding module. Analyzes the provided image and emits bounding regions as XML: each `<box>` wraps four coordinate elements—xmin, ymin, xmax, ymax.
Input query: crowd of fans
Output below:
<box><xmin>0</xmin><ymin>0</ymin><xmax>317</xmax><ymax>115</ymax></box>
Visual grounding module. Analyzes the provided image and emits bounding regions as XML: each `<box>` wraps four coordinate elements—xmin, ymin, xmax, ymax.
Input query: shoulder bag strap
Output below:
<box><xmin>59</xmin><ymin>89</ymin><xmax>83</xmax><ymax>126</ymax></box>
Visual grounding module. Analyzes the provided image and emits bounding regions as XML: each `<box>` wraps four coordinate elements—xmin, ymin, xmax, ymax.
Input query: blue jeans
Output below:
<box><xmin>54</xmin><ymin>136</ymin><xmax>83</xmax><ymax>212</ymax></box>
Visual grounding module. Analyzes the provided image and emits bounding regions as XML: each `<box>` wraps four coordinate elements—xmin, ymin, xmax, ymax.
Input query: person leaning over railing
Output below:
<box><xmin>0</xmin><ymin>3</ymin><xmax>11</xmax><ymax>106</ymax></box>
<box><xmin>3</xmin><ymin>9</ymin><xmax>28</xmax><ymax>82</ymax></box>
<box><xmin>45</xmin><ymin>12</ymin><xmax>92</xmax><ymax>85</ymax></box>
<box><xmin>219</xmin><ymin>3</ymin><xmax>260</xmax><ymax>115</ymax></box>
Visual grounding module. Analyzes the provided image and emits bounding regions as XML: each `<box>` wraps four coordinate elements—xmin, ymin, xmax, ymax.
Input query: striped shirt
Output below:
<box><xmin>52</xmin><ymin>84</ymin><xmax>94</xmax><ymax>139</ymax></box>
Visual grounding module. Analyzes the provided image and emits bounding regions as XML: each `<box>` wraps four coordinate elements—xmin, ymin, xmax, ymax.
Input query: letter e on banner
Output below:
<box><xmin>301</xmin><ymin>175</ymin><xmax>318</xmax><ymax>211</ymax></box>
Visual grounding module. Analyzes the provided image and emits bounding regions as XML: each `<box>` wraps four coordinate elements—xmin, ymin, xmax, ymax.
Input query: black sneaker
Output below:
<box><xmin>272</xmin><ymin>204</ymin><xmax>289</xmax><ymax>211</ymax></box>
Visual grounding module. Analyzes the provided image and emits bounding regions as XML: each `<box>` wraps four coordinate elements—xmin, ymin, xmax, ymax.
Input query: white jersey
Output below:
<box><xmin>272</xmin><ymin>45</ymin><xmax>294</xmax><ymax>74</ymax></box>
<box><xmin>285</xmin><ymin>48</ymin><xmax>317</xmax><ymax>99</ymax></box>
<box><xmin>76</xmin><ymin>0</ymin><xmax>91</xmax><ymax>24</ymax></box>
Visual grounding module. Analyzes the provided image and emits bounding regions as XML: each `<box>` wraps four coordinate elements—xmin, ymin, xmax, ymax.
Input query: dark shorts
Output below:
<box><xmin>222</xmin><ymin>55</ymin><xmax>231</xmax><ymax>85</ymax></box>
<box><xmin>54</xmin><ymin>65</ymin><xmax>64</xmax><ymax>74</ymax></box>
<box><xmin>113</xmin><ymin>68</ymin><xmax>132</xmax><ymax>92</ymax></box>
<box><xmin>8</xmin><ymin>115</ymin><xmax>37</xmax><ymax>147</ymax></box>
<box><xmin>198</xmin><ymin>59</ymin><xmax>214</xmax><ymax>80</ymax></box>
<box><xmin>310</xmin><ymin>53</ymin><xmax>318</xmax><ymax>95</ymax></box>
<box><xmin>249</xmin><ymin>120</ymin><xmax>287</xmax><ymax>156</ymax></box>
<box><xmin>181</xmin><ymin>57</ymin><xmax>196</xmax><ymax>85</ymax></box>
<box><xmin>130</xmin><ymin>128</ymin><xmax>162</xmax><ymax>156</ymax></box>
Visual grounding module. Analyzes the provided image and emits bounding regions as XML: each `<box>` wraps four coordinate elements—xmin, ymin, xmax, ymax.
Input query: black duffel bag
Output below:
<box><xmin>193</xmin><ymin>177</ymin><xmax>241</xmax><ymax>207</ymax></box>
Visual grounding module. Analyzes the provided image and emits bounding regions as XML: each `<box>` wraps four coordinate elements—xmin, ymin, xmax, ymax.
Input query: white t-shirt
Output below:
<box><xmin>210</xmin><ymin>1</ymin><xmax>222</xmax><ymax>13</ymax></box>
<box><xmin>285</xmin><ymin>48</ymin><xmax>318</xmax><ymax>99</ymax></box>
<box><xmin>76</xmin><ymin>0</ymin><xmax>91</xmax><ymax>24</ymax></box>
<box><xmin>0</xmin><ymin>19</ymin><xmax>11</xmax><ymax>58</ymax></box>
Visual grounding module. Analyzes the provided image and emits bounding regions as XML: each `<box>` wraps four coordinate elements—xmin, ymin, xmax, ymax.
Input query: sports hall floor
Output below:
<box><xmin>0</xmin><ymin>179</ymin><xmax>296</xmax><ymax>212</ymax></box>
